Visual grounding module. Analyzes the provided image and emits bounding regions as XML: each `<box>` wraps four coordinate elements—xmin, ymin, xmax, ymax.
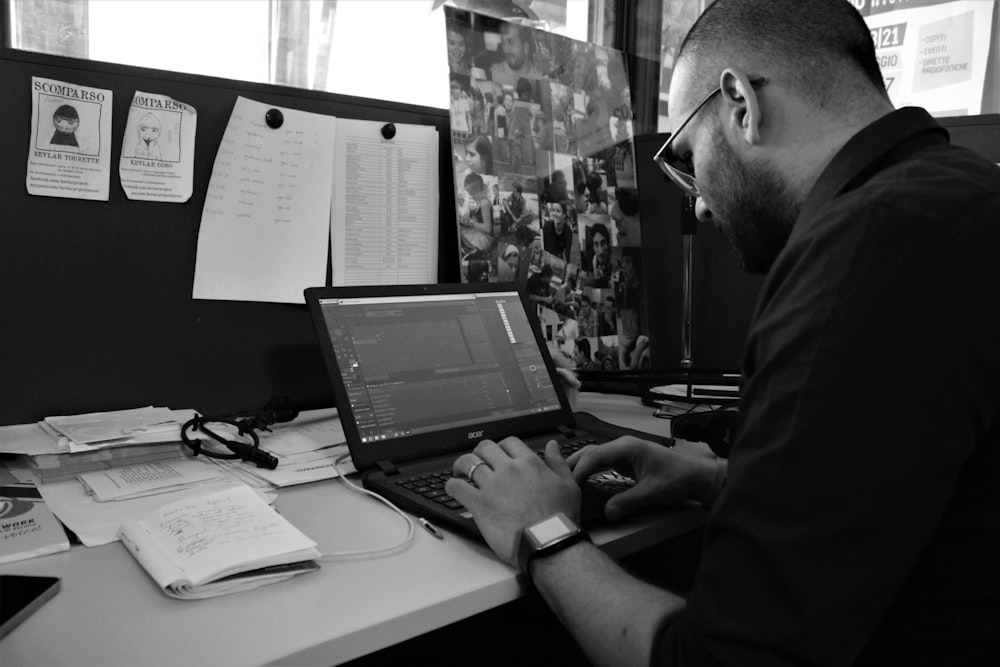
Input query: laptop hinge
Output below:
<box><xmin>557</xmin><ymin>425</ymin><xmax>576</xmax><ymax>438</ymax></box>
<box><xmin>375</xmin><ymin>459</ymin><xmax>399</xmax><ymax>476</ymax></box>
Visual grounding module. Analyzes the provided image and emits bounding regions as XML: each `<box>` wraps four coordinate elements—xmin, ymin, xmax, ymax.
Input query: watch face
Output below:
<box><xmin>528</xmin><ymin>513</ymin><xmax>574</xmax><ymax>547</ymax></box>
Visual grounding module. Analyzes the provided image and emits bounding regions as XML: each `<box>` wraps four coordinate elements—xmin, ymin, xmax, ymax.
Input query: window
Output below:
<box><xmin>5</xmin><ymin>0</ymin><xmax>597</xmax><ymax>109</ymax></box>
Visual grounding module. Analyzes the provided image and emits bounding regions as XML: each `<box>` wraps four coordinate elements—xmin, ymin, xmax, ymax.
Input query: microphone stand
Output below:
<box><xmin>680</xmin><ymin>195</ymin><xmax>697</xmax><ymax>397</ymax></box>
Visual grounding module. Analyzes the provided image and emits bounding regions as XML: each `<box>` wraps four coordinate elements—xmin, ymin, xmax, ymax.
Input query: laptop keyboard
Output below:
<box><xmin>392</xmin><ymin>438</ymin><xmax>636</xmax><ymax>515</ymax></box>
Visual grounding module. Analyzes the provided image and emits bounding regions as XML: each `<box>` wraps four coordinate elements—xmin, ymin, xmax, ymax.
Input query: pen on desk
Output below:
<box><xmin>419</xmin><ymin>517</ymin><xmax>443</xmax><ymax>539</ymax></box>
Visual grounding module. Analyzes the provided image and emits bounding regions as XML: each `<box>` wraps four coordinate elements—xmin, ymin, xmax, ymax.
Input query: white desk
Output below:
<box><xmin>0</xmin><ymin>393</ymin><xmax>704</xmax><ymax>666</ymax></box>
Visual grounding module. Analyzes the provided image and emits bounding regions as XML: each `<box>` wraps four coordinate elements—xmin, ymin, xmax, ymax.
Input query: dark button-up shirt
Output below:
<box><xmin>654</xmin><ymin>108</ymin><xmax>1000</xmax><ymax>665</ymax></box>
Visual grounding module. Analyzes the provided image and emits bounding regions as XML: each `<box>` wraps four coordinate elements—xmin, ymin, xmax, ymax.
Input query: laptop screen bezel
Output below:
<box><xmin>304</xmin><ymin>282</ymin><xmax>576</xmax><ymax>471</ymax></box>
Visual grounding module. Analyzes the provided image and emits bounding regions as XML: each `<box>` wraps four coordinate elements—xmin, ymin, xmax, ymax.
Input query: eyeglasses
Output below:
<box><xmin>654</xmin><ymin>78</ymin><xmax>767</xmax><ymax>197</ymax></box>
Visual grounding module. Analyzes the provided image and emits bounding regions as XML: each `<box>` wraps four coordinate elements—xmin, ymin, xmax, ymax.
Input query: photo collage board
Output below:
<box><xmin>446</xmin><ymin>7</ymin><xmax>650</xmax><ymax>372</ymax></box>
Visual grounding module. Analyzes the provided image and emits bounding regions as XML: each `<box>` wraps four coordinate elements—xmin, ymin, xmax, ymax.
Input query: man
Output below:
<box><xmin>525</xmin><ymin>263</ymin><xmax>554</xmax><ymax>305</ymax></box>
<box><xmin>490</xmin><ymin>22</ymin><xmax>541</xmax><ymax>87</ymax></box>
<box><xmin>445</xmin><ymin>1</ymin><xmax>1000</xmax><ymax>665</ymax></box>
<box><xmin>544</xmin><ymin>169</ymin><xmax>569</xmax><ymax>204</ymax></box>
<box><xmin>610</xmin><ymin>187</ymin><xmax>641</xmax><ymax>246</ymax></box>
<box><xmin>542</xmin><ymin>201</ymin><xmax>573</xmax><ymax>264</ymax></box>
<box><xmin>502</xmin><ymin>181</ymin><xmax>534</xmax><ymax>229</ymax></box>
<box><xmin>494</xmin><ymin>90</ymin><xmax>514</xmax><ymax>138</ymax></box>
<box><xmin>576</xmin><ymin>294</ymin><xmax>598</xmax><ymax>338</ymax></box>
<box><xmin>460</xmin><ymin>172</ymin><xmax>493</xmax><ymax>257</ymax></box>
<box><xmin>498</xmin><ymin>243</ymin><xmax>519</xmax><ymax>281</ymax></box>
<box><xmin>450</xmin><ymin>76</ymin><xmax>471</xmax><ymax>135</ymax></box>
<box><xmin>599</xmin><ymin>295</ymin><xmax>617</xmax><ymax>336</ymax></box>
<box><xmin>572</xmin><ymin>337</ymin><xmax>600</xmax><ymax>372</ymax></box>
<box><xmin>531</xmin><ymin>109</ymin><xmax>553</xmax><ymax>152</ymax></box>
<box><xmin>585</xmin><ymin>222</ymin><xmax>611</xmax><ymax>287</ymax></box>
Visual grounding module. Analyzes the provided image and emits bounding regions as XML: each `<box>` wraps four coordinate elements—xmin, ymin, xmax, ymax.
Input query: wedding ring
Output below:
<box><xmin>465</xmin><ymin>459</ymin><xmax>488</xmax><ymax>483</ymax></box>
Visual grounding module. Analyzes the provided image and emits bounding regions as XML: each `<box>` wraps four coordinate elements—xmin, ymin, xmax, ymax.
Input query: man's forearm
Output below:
<box><xmin>530</xmin><ymin>541</ymin><xmax>686</xmax><ymax>667</ymax></box>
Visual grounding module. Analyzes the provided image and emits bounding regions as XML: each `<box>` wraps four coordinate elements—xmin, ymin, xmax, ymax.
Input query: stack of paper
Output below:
<box><xmin>1</xmin><ymin>408</ymin><xmax>195</xmax><ymax>484</ymax></box>
<box><xmin>77</xmin><ymin>459</ymin><xmax>226</xmax><ymax>502</ymax></box>
<box><xmin>44</xmin><ymin>406</ymin><xmax>195</xmax><ymax>452</ymax></box>
<box><xmin>17</xmin><ymin>442</ymin><xmax>191</xmax><ymax>484</ymax></box>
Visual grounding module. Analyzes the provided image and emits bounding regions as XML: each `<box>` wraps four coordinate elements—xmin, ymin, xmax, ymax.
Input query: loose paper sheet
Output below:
<box><xmin>78</xmin><ymin>459</ymin><xmax>226</xmax><ymax>502</ymax></box>
<box><xmin>119</xmin><ymin>90</ymin><xmax>197</xmax><ymax>202</ymax></box>
<box><xmin>37</xmin><ymin>478</ymin><xmax>263</xmax><ymax>547</ymax></box>
<box><xmin>332</xmin><ymin>119</ymin><xmax>439</xmax><ymax>285</ymax></box>
<box><xmin>27</xmin><ymin>76</ymin><xmax>113</xmax><ymax>200</ymax></box>
<box><xmin>193</xmin><ymin>96</ymin><xmax>336</xmax><ymax>303</ymax></box>
<box><xmin>0</xmin><ymin>423</ymin><xmax>60</xmax><ymax>456</ymax></box>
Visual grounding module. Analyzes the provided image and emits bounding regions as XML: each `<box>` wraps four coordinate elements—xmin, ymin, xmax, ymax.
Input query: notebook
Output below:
<box><xmin>304</xmin><ymin>282</ymin><xmax>670</xmax><ymax>538</ymax></box>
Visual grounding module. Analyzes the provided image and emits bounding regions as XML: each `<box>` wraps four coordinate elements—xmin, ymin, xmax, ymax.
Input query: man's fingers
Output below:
<box><xmin>568</xmin><ymin>437</ymin><xmax>635</xmax><ymax>484</ymax></box>
<box><xmin>544</xmin><ymin>440</ymin><xmax>572</xmax><ymax>477</ymax></box>
<box><xmin>472</xmin><ymin>439</ymin><xmax>510</xmax><ymax>470</ymax></box>
<box><xmin>603</xmin><ymin>484</ymin><xmax>662</xmax><ymax>521</ymax></box>
<box><xmin>555</xmin><ymin>366</ymin><xmax>581</xmax><ymax>389</ymax></box>
<box><xmin>494</xmin><ymin>436</ymin><xmax>534</xmax><ymax>459</ymax></box>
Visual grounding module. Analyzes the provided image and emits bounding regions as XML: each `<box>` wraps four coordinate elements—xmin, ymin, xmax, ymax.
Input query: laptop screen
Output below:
<box><xmin>314</xmin><ymin>290</ymin><xmax>562</xmax><ymax>447</ymax></box>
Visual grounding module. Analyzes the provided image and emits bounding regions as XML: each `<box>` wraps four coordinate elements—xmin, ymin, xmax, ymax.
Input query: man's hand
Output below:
<box><xmin>568</xmin><ymin>437</ymin><xmax>718</xmax><ymax>521</ymax></box>
<box><xmin>446</xmin><ymin>438</ymin><xmax>582</xmax><ymax>567</ymax></box>
<box><xmin>548</xmin><ymin>343</ymin><xmax>581</xmax><ymax>411</ymax></box>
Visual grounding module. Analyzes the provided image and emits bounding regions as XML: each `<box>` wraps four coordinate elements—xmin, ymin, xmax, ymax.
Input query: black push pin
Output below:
<box><xmin>265</xmin><ymin>108</ymin><xmax>284</xmax><ymax>129</ymax></box>
<box><xmin>380</xmin><ymin>122</ymin><xmax>396</xmax><ymax>140</ymax></box>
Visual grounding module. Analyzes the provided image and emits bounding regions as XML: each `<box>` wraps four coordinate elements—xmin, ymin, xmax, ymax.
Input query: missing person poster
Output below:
<box><xmin>27</xmin><ymin>77</ymin><xmax>113</xmax><ymax>201</ymax></box>
<box><xmin>119</xmin><ymin>91</ymin><xmax>197</xmax><ymax>203</ymax></box>
<box><xmin>445</xmin><ymin>7</ymin><xmax>648</xmax><ymax>373</ymax></box>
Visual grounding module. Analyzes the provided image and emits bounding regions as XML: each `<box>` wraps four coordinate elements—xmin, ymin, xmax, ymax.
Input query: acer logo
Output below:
<box><xmin>468</xmin><ymin>430</ymin><xmax>484</xmax><ymax>440</ymax></box>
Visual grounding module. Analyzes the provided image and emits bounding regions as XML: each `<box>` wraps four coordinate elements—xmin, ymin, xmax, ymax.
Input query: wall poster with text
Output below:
<box><xmin>445</xmin><ymin>6</ymin><xmax>650</xmax><ymax>373</ymax></box>
<box><xmin>856</xmin><ymin>0</ymin><xmax>996</xmax><ymax>116</ymax></box>
<box><xmin>657</xmin><ymin>0</ymin><xmax>998</xmax><ymax>131</ymax></box>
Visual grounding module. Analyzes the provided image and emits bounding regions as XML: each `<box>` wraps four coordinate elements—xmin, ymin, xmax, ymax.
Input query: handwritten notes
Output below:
<box><xmin>157</xmin><ymin>489</ymin><xmax>287</xmax><ymax>559</ymax></box>
<box><xmin>331</xmin><ymin>119</ymin><xmax>439</xmax><ymax>285</ymax></box>
<box><xmin>192</xmin><ymin>96</ymin><xmax>336</xmax><ymax>303</ymax></box>
<box><xmin>119</xmin><ymin>484</ymin><xmax>319</xmax><ymax>595</ymax></box>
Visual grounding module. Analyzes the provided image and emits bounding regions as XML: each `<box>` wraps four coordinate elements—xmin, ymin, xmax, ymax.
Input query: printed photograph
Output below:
<box><xmin>445</xmin><ymin>6</ymin><xmax>645</xmax><ymax>371</ymax></box>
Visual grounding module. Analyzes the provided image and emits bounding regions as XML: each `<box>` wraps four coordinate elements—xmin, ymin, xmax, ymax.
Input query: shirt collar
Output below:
<box><xmin>797</xmin><ymin>107</ymin><xmax>949</xmax><ymax>223</ymax></box>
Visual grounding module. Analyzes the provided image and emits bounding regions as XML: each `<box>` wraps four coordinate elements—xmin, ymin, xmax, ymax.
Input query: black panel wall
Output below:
<box><xmin>634</xmin><ymin>133</ymin><xmax>764</xmax><ymax>373</ymax></box>
<box><xmin>0</xmin><ymin>48</ymin><xmax>457</xmax><ymax>425</ymax></box>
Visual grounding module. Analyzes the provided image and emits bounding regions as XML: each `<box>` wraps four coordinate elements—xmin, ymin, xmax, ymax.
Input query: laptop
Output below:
<box><xmin>304</xmin><ymin>282</ymin><xmax>670</xmax><ymax>538</ymax></box>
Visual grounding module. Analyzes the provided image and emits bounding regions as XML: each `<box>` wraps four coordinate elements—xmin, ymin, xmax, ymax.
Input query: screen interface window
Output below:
<box><xmin>319</xmin><ymin>292</ymin><xmax>560</xmax><ymax>444</ymax></box>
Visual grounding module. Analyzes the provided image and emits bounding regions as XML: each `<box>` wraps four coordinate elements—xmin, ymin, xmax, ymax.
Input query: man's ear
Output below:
<box><xmin>719</xmin><ymin>68</ymin><xmax>761</xmax><ymax>145</ymax></box>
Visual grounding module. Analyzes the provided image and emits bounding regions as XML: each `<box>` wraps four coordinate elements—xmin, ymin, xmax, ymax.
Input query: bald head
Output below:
<box><xmin>677</xmin><ymin>0</ymin><xmax>888</xmax><ymax>112</ymax></box>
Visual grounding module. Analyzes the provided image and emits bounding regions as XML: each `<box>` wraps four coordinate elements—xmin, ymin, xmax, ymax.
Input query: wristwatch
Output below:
<box><xmin>516</xmin><ymin>512</ymin><xmax>591</xmax><ymax>575</ymax></box>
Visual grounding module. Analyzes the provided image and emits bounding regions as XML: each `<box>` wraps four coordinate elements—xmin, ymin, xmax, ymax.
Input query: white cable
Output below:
<box><xmin>315</xmin><ymin>453</ymin><xmax>415</xmax><ymax>560</ymax></box>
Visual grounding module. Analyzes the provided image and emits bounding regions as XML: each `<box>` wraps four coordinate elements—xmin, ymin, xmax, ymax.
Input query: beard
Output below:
<box><xmin>705</xmin><ymin>130</ymin><xmax>799</xmax><ymax>274</ymax></box>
